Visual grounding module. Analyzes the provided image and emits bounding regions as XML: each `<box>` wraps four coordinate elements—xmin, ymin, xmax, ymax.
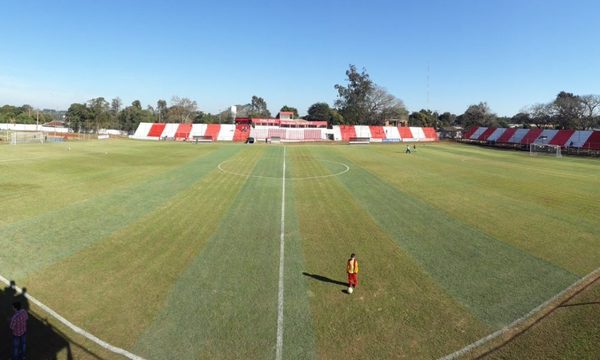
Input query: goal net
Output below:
<box><xmin>530</xmin><ymin>143</ymin><xmax>561</xmax><ymax>157</ymax></box>
<box><xmin>9</xmin><ymin>131</ymin><xmax>45</xmax><ymax>145</ymax></box>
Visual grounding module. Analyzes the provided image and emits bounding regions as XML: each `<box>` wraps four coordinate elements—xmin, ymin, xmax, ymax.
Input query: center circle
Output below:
<box><xmin>217</xmin><ymin>159</ymin><xmax>350</xmax><ymax>180</ymax></box>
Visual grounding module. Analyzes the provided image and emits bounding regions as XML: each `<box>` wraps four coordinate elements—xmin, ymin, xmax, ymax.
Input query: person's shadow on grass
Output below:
<box><xmin>302</xmin><ymin>272</ymin><xmax>347</xmax><ymax>286</ymax></box>
<box><xmin>0</xmin><ymin>281</ymin><xmax>105</xmax><ymax>360</ymax></box>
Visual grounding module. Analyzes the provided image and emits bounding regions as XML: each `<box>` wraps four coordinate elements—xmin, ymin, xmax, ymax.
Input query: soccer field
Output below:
<box><xmin>1</xmin><ymin>140</ymin><xmax>598</xmax><ymax>359</ymax></box>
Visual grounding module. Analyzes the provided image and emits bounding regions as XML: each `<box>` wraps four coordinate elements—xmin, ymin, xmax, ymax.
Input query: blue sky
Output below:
<box><xmin>1</xmin><ymin>0</ymin><xmax>599</xmax><ymax>116</ymax></box>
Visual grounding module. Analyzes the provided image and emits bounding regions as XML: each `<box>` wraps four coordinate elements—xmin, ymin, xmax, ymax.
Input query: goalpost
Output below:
<box><xmin>530</xmin><ymin>143</ymin><xmax>562</xmax><ymax>158</ymax></box>
<box><xmin>9</xmin><ymin>131</ymin><xmax>45</xmax><ymax>145</ymax></box>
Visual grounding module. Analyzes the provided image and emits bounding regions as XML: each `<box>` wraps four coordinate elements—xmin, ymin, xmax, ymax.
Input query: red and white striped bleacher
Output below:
<box><xmin>190</xmin><ymin>123</ymin><xmax>207</xmax><ymax>138</ymax></box>
<box><xmin>162</xmin><ymin>123</ymin><xmax>179</xmax><ymax>139</ymax></box>
<box><xmin>130</xmin><ymin>122</ymin><xmax>438</xmax><ymax>143</ymax></box>
<box><xmin>463</xmin><ymin>126</ymin><xmax>600</xmax><ymax>150</ymax></box>
<box><xmin>147</xmin><ymin>123</ymin><xmax>166</xmax><ymax>139</ymax></box>
<box><xmin>398</xmin><ymin>127</ymin><xmax>414</xmax><ymax>141</ymax></box>
<box><xmin>217</xmin><ymin>124</ymin><xmax>235</xmax><ymax>141</ymax></box>
<box><xmin>354</xmin><ymin>125</ymin><xmax>371</xmax><ymax>138</ymax></box>
<box><xmin>175</xmin><ymin>123</ymin><xmax>193</xmax><ymax>140</ymax></box>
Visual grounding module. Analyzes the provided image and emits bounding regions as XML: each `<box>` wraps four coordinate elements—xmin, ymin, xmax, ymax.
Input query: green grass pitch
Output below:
<box><xmin>0</xmin><ymin>140</ymin><xmax>598</xmax><ymax>359</ymax></box>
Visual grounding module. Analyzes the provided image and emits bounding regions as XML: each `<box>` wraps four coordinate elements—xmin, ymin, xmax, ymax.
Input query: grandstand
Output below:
<box><xmin>129</xmin><ymin>113</ymin><xmax>439</xmax><ymax>143</ymax></box>
<box><xmin>461</xmin><ymin>126</ymin><xmax>600</xmax><ymax>155</ymax></box>
<box><xmin>129</xmin><ymin>122</ymin><xmax>439</xmax><ymax>143</ymax></box>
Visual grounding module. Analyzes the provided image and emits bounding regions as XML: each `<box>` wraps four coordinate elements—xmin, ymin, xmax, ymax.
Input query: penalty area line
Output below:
<box><xmin>0</xmin><ymin>274</ymin><xmax>145</xmax><ymax>360</ymax></box>
<box><xmin>275</xmin><ymin>146</ymin><xmax>286</xmax><ymax>360</ymax></box>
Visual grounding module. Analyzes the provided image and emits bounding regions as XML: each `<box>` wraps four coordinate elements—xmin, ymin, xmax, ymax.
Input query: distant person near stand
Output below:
<box><xmin>405</xmin><ymin>145</ymin><xmax>411</xmax><ymax>154</ymax></box>
<box><xmin>10</xmin><ymin>301</ymin><xmax>28</xmax><ymax>360</ymax></box>
<box><xmin>347</xmin><ymin>253</ymin><xmax>359</xmax><ymax>294</ymax></box>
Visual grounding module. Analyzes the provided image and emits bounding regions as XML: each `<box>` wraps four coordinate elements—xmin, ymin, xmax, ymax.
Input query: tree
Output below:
<box><xmin>66</xmin><ymin>103</ymin><xmax>93</xmax><ymax>132</ymax></box>
<box><xmin>409</xmin><ymin>109</ymin><xmax>438</xmax><ymax>127</ymax></box>
<box><xmin>553</xmin><ymin>91</ymin><xmax>584</xmax><ymax>129</ymax></box>
<box><xmin>167</xmin><ymin>96</ymin><xmax>197</xmax><ymax>123</ymax></box>
<box><xmin>110</xmin><ymin>97</ymin><xmax>122</xmax><ymax>114</ymax></box>
<box><xmin>110</xmin><ymin>97</ymin><xmax>122</xmax><ymax>127</ymax></box>
<box><xmin>579</xmin><ymin>94</ymin><xmax>600</xmax><ymax>129</ymax></box>
<box><xmin>305</xmin><ymin>102</ymin><xmax>344</xmax><ymax>124</ymax></box>
<box><xmin>118</xmin><ymin>100</ymin><xmax>153</xmax><ymax>132</ymax></box>
<box><xmin>249</xmin><ymin>96</ymin><xmax>271</xmax><ymax>118</ymax></box>
<box><xmin>279</xmin><ymin>105</ymin><xmax>298</xmax><ymax>118</ymax></box>
<box><xmin>457</xmin><ymin>102</ymin><xmax>497</xmax><ymax>128</ymax></box>
<box><xmin>88</xmin><ymin>97</ymin><xmax>111</xmax><ymax>132</ymax></box>
<box><xmin>526</xmin><ymin>103</ymin><xmax>554</xmax><ymax>128</ymax></box>
<box><xmin>306</xmin><ymin>102</ymin><xmax>331</xmax><ymax>121</ymax></box>
<box><xmin>194</xmin><ymin>111</ymin><xmax>220</xmax><ymax>124</ymax></box>
<box><xmin>329</xmin><ymin>109</ymin><xmax>344</xmax><ymax>125</ymax></box>
<box><xmin>437</xmin><ymin>112</ymin><xmax>457</xmax><ymax>127</ymax></box>
<box><xmin>334</xmin><ymin>65</ymin><xmax>407</xmax><ymax>124</ymax></box>
<box><xmin>334</xmin><ymin>65</ymin><xmax>374</xmax><ymax>124</ymax></box>
<box><xmin>366</xmin><ymin>85</ymin><xmax>408</xmax><ymax>125</ymax></box>
<box><xmin>157</xmin><ymin>99</ymin><xmax>168</xmax><ymax>122</ymax></box>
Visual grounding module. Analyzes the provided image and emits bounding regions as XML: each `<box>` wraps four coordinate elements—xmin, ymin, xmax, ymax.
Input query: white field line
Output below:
<box><xmin>275</xmin><ymin>146</ymin><xmax>287</xmax><ymax>360</ymax></box>
<box><xmin>0</xmin><ymin>274</ymin><xmax>145</xmax><ymax>360</ymax></box>
<box><xmin>0</xmin><ymin>156</ymin><xmax>47</xmax><ymax>163</ymax></box>
<box><xmin>439</xmin><ymin>267</ymin><xmax>600</xmax><ymax>360</ymax></box>
<box><xmin>218</xmin><ymin>159</ymin><xmax>349</xmax><ymax>181</ymax></box>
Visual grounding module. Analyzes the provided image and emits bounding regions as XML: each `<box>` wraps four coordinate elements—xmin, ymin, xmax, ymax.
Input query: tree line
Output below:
<box><xmin>0</xmin><ymin>105</ymin><xmax>64</xmax><ymax>125</ymax></box>
<box><xmin>406</xmin><ymin>92</ymin><xmax>600</xmax><ymax>130</ymax></box>
<box><xmin>2</xmin><ymin>65</ymin><xmax>599</xmax><ymax>132</ymax></box>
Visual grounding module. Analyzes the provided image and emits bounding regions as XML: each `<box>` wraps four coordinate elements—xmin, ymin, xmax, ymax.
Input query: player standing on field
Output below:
<box><xmin>347</xmin><ymin>253</ymin><xmax>359</xmax><ymax>294</ymax></box>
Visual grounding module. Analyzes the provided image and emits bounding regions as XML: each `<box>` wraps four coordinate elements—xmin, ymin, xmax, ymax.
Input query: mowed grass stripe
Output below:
<box><xmin>289</xmin><ymin>146</ymin><xmax>489</xmax><ymax>359</ymax></box>
<box><xmin>321</xmin><ymin>146</ymin><xmax>578</xmax><ymax>327</ymax></box>
<box><xmin>0</xmin><ymin>141</ymin><xmax>211</xmax><ymax>226</ymax></box>
<box><xmin>20</xmin><ymin>146</ymin><xmax>263</xmax><ymax>350</ymax></box>
<box><xmin>0</xmin><ymin>143</ymin><xmax>240</xmax><ymax>281</ymax></box>
<box><xmin>134</xmin><ymin>146</ymin><xmax>288</xmax><ymax>359</ymax></box>
<box><xmin>280</xmin><ymin>148</ymin><xmax>320</xmax><ymax>360</ymax></box>
<box><xmin>353</xmin><ymin>143</ymin><xmax>599</xmax><ymax>275</ymax></box>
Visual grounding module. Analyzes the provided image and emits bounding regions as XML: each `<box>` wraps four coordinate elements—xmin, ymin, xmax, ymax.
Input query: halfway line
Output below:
<box><xmin>275</xmin><ymin>146</ymin><xmax>286</xmax><ymax>360</ymax></box>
